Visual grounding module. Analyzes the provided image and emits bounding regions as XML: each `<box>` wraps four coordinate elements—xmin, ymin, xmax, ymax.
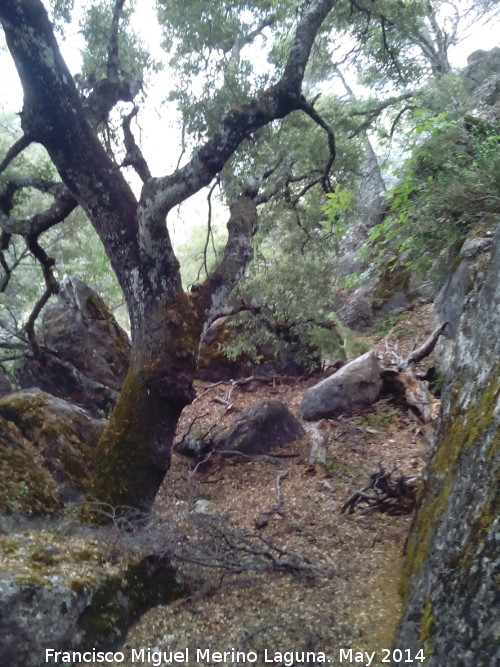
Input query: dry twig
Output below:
<box><xmin>340</xmin><ymin>466</ymin><xmax>419</xmax><ymax>516</ymax></box>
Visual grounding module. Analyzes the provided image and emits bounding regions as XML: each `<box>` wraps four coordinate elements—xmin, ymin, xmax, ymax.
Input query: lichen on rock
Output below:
<box><xmin>394</xmin><ymin>225</ymin><xmax>500</xmax><ymax>665</ymax></box>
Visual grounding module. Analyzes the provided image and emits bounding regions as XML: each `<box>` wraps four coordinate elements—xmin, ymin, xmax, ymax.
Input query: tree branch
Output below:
<box><xmin>0</xmin><ymin>134</ymin><xmax>33</xmax><ymax>175</ymax></box>
<box><xmin>142</xmin><ymin>0</ymin><xmax>337</xmax><ymax>218</ymax></box>
<box><xmin>0</xmin><ymin>183</ymin><xmax>78</xmax><ymax>236</ymax></box>
<box><xmin>297</xmin><ymin>96</ymin><xmax>336</xmax><ymax>192</ymax></box>
<box><xmin>121</xmin><ymin>107</ymin><xmax>152</xmax><ymax>183</ymax></box>
<box><xmin>23</xmin><ymin>234</ymin><xmax>59</xmax><ymax>355</ymax></box>
<box><xmin>106</xmin><ymin>0</ymin><xmax>126</xmax><ymax>82</ymax></box>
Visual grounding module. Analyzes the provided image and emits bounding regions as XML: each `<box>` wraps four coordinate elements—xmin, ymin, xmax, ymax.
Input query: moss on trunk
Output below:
<box><xmin>85</xmin><ymin>294</ymin><xmax>204</xmax><ymax>517</ymax></box>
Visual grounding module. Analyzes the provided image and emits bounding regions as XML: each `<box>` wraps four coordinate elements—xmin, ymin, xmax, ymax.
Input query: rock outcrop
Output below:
<box><xmin>463</xmin><ymin>47</ymin><xmax>500</xmax><ymax>92</ymax></box>
<box><xmin>17</xmin><ymin>276</ymin><xmax>130</xmax><ymax>415</ymax></box>
<box><xmin>300</xmin><ymin>351</ymin><xmax>381</xmax><ymax>420</ymax></box>
<box><xmin>0</xmin><ymin>537</ymin><xmax>186</xmax><ymax>667</ymax></box>
<box><xmin>0</xmin><ymin>389</ymin><xmax>106</xmax><ymax>507</ymax></box>
<box><xmin>394</xmin><ymin>225</ymin><xmax>500</xmax><ymax>664</ymax></box>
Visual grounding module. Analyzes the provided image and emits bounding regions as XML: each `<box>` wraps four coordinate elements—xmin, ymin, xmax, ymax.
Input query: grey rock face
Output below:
<box><xmin>300</xmin><ymin>352</ymin><xmax>381</xmax><ymax>420</ymax></box>
<box><xmin>0</xmin><ymin>388</ymin><xmax>106</xmax><ymax>506</ymax></box>
<box><xmin>0</xmin><ymin>554</ymin><xmax>186</xmax><ymax>667</ymax></box>
<box><xmin>18</xmin><ymin>276</ymin><xmax>130</xmax><ymax>415</ymax></box>
<box><xmin>465</xmin><ymin>73</ymin><xmax>500</xmax><ymax>127</ymax></box>
<box><xmin>213</xmin><ymin>399</ymin><xmax>306</xmax><ymax>456</ymax></box>
<box><xmin>463</xmin><ymin>47</ymin><xmax>500</xmax><ymax>92</ymax></box>
<box><xmin>394</xmin><ymin>225</ymin><xmax>500</xmax><ymax>665</ymax></box>
<box><xmin>434</xmin><ymin>232</ymin><xmax>494</xmax><ymax>373</ymax></box>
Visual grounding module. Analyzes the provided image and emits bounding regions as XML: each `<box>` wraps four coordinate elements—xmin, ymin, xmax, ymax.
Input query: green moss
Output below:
<box><xmin>401</xmin><ymin>366</ymin><xmax>499</xmax><ymax>599</ymax></box>
<box><xmin>0</xmin><ymin>417</ymin><xmax>61</xmax><ymax>516</ymax></box>
<box><xmin>29</xmin><ymin>545</ymin><xmax>59</xmax><ymax>567</ymax></box>
<box><xmin>77</xmin><ymin>557</ymin><xmax>187</xmax><ymax>646</ymax></box>
<box><xmin>420</xmin><ymin>598</ymin><xmax>435</xmax><ymax>654</ymax></box>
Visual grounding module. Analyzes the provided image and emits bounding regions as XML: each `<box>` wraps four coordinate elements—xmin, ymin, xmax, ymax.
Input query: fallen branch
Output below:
<box><xmin>380</xmin><ymin>323</ymin><xmax>448</xmax><ymax>423</ymax></box>
<box><xmin>401</xmin><ymin>322</ymin><xmax>448</xmax><ymax>369</ymax></box>
<box><xmin>340</xmin><ymin>467</ymin><xmax>419</xmax><ymax>515</ymax></box>
<box><xmin>255</xmin><ymin>470</ymin><xmax>289</xmax><ymax>529</ymax></box>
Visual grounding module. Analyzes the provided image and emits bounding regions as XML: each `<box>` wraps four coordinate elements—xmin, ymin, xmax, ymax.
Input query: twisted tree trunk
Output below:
<box><xmin>0</xmin><ymin>0</ymin><xmax>336</xmax><ymax>513</ymax></box>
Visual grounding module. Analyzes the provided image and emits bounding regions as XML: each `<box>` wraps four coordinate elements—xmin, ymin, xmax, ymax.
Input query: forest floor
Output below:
<box><xmin>107</xmin><ymin>304</ymin><xmax>437</xmax><ymax>667</ymax></box>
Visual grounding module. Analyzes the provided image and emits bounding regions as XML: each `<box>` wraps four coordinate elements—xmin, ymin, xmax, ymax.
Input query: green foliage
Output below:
<box><xmin>48</xmin><ymin>0</ymin><xmax>75</xmax><ymax>29</ymax></box>
<box><xmin>367</xmin><ymin>113</ymin><xmax>500</xmax><ymax>279</ymax></box>
<box><xmin>79</xmin><ymin>1</ymin><xmax>156</xmax><ymax>88</ymax></box>
<box><xmin>321</xmin><ymin>184</ymin><xmax>355</xmax><ymax>245</ymax></box>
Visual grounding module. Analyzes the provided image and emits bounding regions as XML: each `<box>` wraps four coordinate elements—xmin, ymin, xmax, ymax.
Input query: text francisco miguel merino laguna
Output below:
<box><xmin>45</xmin><ymin>647</ymin><xmax>333</xmax><ymax>666</ymax></box>
<box><xmin>45</xmin><ymin>647</ymin><xmax>425</xmax><ymax>665</ymax></box>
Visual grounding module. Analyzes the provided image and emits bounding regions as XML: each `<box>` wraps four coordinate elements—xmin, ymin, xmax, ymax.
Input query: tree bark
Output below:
<box><xmin>0</xmin><ymin>0</ymin><xmax>336</xmax><ymax>514</ymax></box>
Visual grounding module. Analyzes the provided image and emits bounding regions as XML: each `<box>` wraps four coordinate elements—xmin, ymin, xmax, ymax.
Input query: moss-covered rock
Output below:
<box><xmin>17</xmin><ymin>276</ymin><xmax>130</xmax><ymax>416</ymax></box>
<box><xmin>0</xmin><ymin>530</ymin><xmax>187</xmax><ymax>667</ymax></box>
<box><xmin>0</xmin><ymin>416</ymin><xmax>60</xmax><ymax>516</ymax></box>
<box><xmin>394</xmin><ymin>225</ymin><xmax>500</xmax><ymax>665</ymax></box>
<box><xmin>0</xmin><ymin>389</ymin><xmax>106</xmax><ymax>508</ymax></box>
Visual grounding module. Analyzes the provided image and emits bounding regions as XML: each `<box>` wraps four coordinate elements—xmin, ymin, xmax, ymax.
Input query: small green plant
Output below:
<box><xmin>357</xmin><ymin>403</ymin><xmax>400</xmax><ymax>428</ymax></box>
<box><xmin>325</xmin><ymin>458</ymin><xmax>357</xmax><ymax>477</ymax></box>
<box><xmin>372</xmin><ymin>312</ymin><xmax>402</xmax><ymax>340</ymax></box>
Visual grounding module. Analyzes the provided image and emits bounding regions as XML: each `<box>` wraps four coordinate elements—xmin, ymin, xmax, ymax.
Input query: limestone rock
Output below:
<box><xmin>0</xmin><ymin>389</ymin><xmax>107</xmax><ymax>505</ymax></box>
<box><xmin>213</xmin><ymin>399</ymin><xmax>306</xmax><ymax>457</ymax></box>
<box><xmin>465</xmin><ymin>73</ymin><xmax>500</xmax><ymax>128</ymax></box>
<box><xmin>301</xmin><ymin>351</ymin><xmax>381</xmax><ymax>420</ymax></box>
<box><xmin>0</xmin><ymin>416</ymin><xmax>61</xmax><ymax>516</ymax></box>
<box><xmin>463</xmin><ymin>47</ymin><xmax>500</xmax><ymax>92</ymax></box>
<box><xmin>0</xmin><ymin>550</ymin><xmax>186</xmax><ymax>667</ymax></box>
<box><xmin>394</xmin><ymin>225</ymin><xmax>500</xmax><ymax>664</ymax></box>
<box><xmin>18</xmin><ymin>276</ymin><xmax>130</xmax><ymax>415</ymax></box>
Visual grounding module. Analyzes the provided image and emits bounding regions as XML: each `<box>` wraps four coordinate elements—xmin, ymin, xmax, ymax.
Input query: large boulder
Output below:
<box><xmin>394</xmin><ymin>224</ymin><xmax>500</xmax><ymax>664</ymax></box>
<box><xmin>0</xmin><ymin>535</ymin><xmax>186</xmax><ymax>667</ymax></box>
<box><xmin>213</xmin><ymin>399</ymin><xmax>306</xmax><ymax>456</ymax></box>
<box><xmin>17</xmin><ymin>276</ymin><xmax>130</xmax><ymax>415</ymax></box>
<box><xmin>301</xmin><ymin>351</ymin><xmax>381</xmax><ymax>420</ymax></box>
<box><xmin>465</xmin><ymin>72</ymin><xmax>500</xmax><ymax>128</ymax></box>
<box><xmin>176</xmin><ymin>399</ymin><xmax>306</xmax><ymax>459</ymax></box>
<box><xmin>463</xmin><ymin>47</ymin><xmax>500</xmax><ymax>92</ymax></box>
<box><xmin>0</xmin><ymin>388</ymin><xmax>106</xmax><ymax>506</ymax></box>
